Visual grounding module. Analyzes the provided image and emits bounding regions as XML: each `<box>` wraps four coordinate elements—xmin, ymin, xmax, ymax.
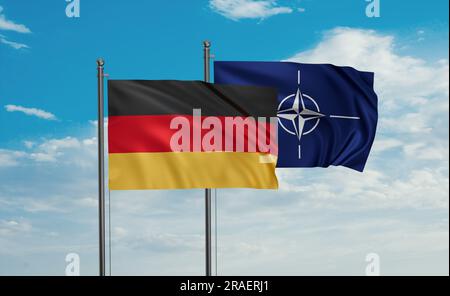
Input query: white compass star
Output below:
<box><xmin>277</xmin><ymin>88</ymin><xmax>325</xmax><ymax>141</ymax></box>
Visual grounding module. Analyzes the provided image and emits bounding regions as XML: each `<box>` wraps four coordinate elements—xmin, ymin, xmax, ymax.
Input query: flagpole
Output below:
<box><xmin>97</xmin><ymin>58</ymin><xmax>106</xmax><ymax>276</ymax></box>
<box><xmin>203</xmin><ymin>41</ymin><xmax>213</xmax><ymax>277</ymax></box>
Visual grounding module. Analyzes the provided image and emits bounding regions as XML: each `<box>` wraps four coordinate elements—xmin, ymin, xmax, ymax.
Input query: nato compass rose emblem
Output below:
<box><xmin>277</xmin><ymin>70</ymin><xmax>361</xmax><ymax>159</ymax></box>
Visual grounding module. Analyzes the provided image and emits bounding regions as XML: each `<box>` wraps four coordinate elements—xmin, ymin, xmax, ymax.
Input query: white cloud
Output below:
<box><xmin>73</xmin><ymin>196</ymin><xmax>97</xmax><ymax>209</ymax></box>
<box><xmin>0</xmin><ymin>136</ymin><xmax>95</xmax><ymax>167</ymax></box>
<box><xmin>371</xmin><ymin>138</ymin><xmax>403</xmax><ymax>153</ymax></box>
<box><xmin>29</xmin><ymin>136</ymin><xmax>95</xmax><ymax>165</ymax></box>
<box><xmin>0</xmin><ymin>6</ymin><xmax>31</xmax><ymax>33</ymax></box>
<box><xmin>82</xmin><ymin>138</ymin><xmax>96</xmax><ymax>146</ymax></box>
<box><xmin>23</xmin><ymin>141</ymin><xmax>35</xmax><ymax>149</ymax></box>
<box><xmin>209</xmin><ymin>0</ymin><xmax>292</xmax><ymax>20</ymax></box>
<box><xmin>0</xmin><ymin>6</ymin><xmax>31</xmax><ymax>50</ymax></box>
<box><xmin>113</xmin><ymin>226</ymin><xmax>128</xmax><ymax>240</ymax></box>
<box><xmin>381</xmin><ymin>113</ymin><xmax>433</xmax><ymax>134</ymax></box>
<box><xmin>0</xmin><ymin>34</ymin><xmax>29</xmax><ymax>49</ymax></box>
<box><xmin>404</xmin><ymin>142</ymin><xmax>449</xmax><ymax>161</ymax></box>
<box><xmin>38</xmin><ymin>137</ymin><xmax>81</xmax><ymax>152</ymax></box>
<box><xmin>23</xmin><ymin>199</ymin><xmax>68</xmax><ymax>213</ymax></box>
<box><xmin>0</xmin><ymin>149</ymin><xmax>26</xmax><ymax>168</ymax></box>
<box><xmin>0</xmin><ymin>219</ymin><xmax>32</xmax><ymax>236</ymax></box>
<box><xmin>279</xmin><ymin>167</ymin><xmax>449</xmax><ymax>210</ymax></box>
<box><xmin>288</xmin><ymin>27</ymin><xmax>449</xmax><ymax>114</ymax></box>
<box><xmin>4</xmin><ymin>104</ymin><xmax>57</xmax><ymax>120</ymax></box>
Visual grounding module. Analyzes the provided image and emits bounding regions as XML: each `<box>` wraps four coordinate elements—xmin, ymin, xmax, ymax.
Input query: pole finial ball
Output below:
<box><xmin>203</xmin><ymin>40</ymin><xmax>211</xmax><ymax>48</ymax></box>
<box><xmin>97</xmin><ymin>58</ymin><xmax>105</xmax><ymax>67</ymax></box>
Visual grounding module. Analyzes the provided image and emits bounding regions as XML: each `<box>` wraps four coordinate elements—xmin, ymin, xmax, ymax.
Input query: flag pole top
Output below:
<box><xmin>97</xmin><ymin>58</ymin><xmax>105</xmax><ymax>67</ymax></box>
<box><xmin>203</xmin><ymin>41</ymin><xmax>211</xmax><ymax>48</ymax></box>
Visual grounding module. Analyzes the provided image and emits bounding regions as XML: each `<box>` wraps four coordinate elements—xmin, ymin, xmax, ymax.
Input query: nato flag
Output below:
<box><xmin>214</xmin><ymin>61</ymin><xmax>378</xmax><ymax>172</ymax></box>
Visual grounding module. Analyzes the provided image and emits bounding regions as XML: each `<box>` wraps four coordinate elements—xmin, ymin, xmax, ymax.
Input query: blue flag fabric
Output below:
<box><xmin>214</xmin><ymin>61</ymin><xmax>378</xmax><ymax>172</ymax></box>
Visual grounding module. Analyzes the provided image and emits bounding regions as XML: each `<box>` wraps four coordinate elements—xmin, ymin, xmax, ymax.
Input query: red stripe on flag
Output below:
<box><xmin>108</xmin><ymin>115</ymin><xmax>277</xmax><ymax>154</ymax></box>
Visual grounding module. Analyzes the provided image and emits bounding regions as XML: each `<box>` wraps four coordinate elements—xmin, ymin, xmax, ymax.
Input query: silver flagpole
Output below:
<box><xmin>203</xmin><ymin>41</ymin><xmax>213</xmax><ymax>277</ymax></box>
<box><xmin>97</xmin><ymin>58</ymin><xmax>106</xmax><ymax>276</ymax></box>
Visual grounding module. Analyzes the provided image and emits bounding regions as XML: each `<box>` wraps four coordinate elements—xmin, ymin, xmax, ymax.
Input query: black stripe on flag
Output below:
<box><xmin>108</xmin><ymin>80</ymin><xmax>277</xmax><ymax>117</ymax></box>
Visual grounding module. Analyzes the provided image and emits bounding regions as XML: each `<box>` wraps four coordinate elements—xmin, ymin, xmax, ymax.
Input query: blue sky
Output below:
<box><xmin>0</xmin><ymin>0</ymin><xmax>449</xmax><ymax>275</ymax></box>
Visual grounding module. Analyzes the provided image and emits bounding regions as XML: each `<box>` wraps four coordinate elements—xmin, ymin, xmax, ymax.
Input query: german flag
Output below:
<box><xmin>108</xmin><ymin>80</ymin><xmax>278</xmax><ymax>190</ymax></box>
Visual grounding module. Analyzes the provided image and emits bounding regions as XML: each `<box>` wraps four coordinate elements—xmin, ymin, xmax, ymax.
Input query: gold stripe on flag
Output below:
<box><xmin>109</xmin><ymin>152</ymin><xmax>278</xmax><ymax>190</ymax></box>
